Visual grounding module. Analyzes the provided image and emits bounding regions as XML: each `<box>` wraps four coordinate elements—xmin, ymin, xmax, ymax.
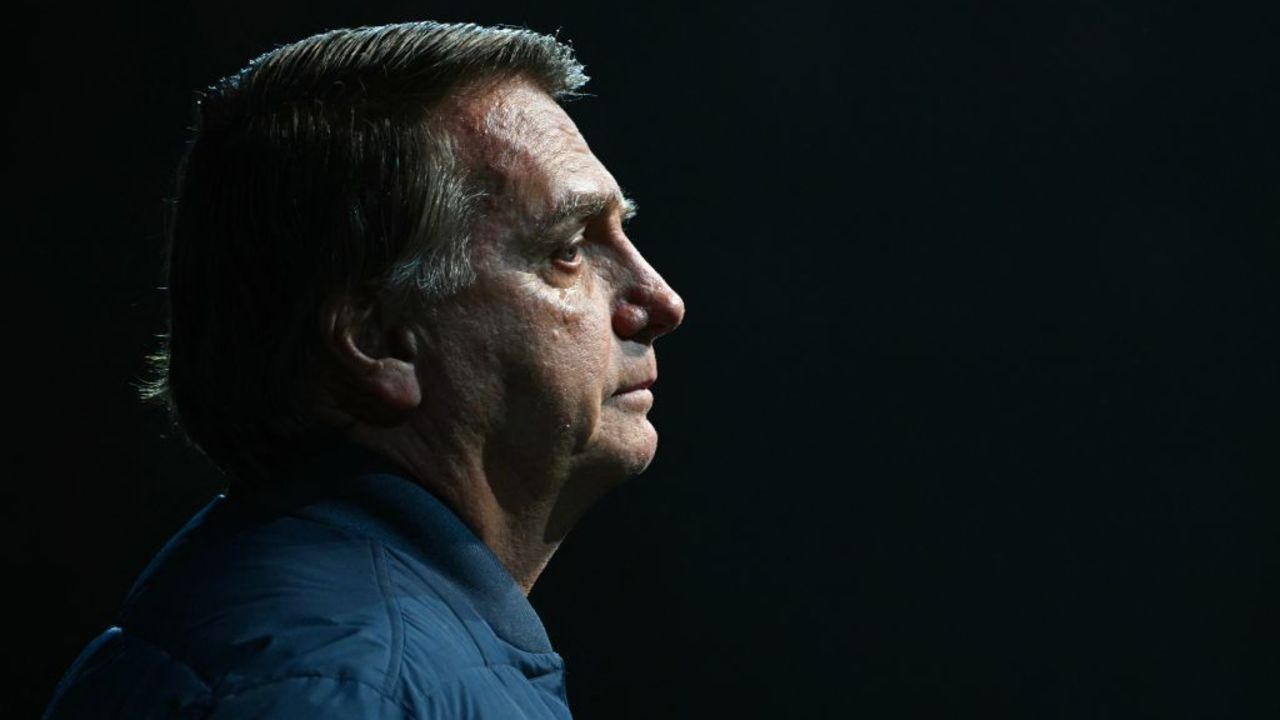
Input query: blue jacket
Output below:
<box><xmin>45</xmin><ymin>444</ymin><xmax>574</xmax><ymax>719</ymax></box>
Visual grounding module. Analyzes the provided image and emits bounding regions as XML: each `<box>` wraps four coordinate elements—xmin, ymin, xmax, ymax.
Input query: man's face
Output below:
<box><xmin>414</xmin><ymin>77</ymin><xmax>685</xmax><ymax>505</ymax></box>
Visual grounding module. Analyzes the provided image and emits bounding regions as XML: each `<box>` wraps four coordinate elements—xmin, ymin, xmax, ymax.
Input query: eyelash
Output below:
<box><xmin>552</xmin><ymin>237</ymin><xmax>585</xmax><ymax>267</ymax></box>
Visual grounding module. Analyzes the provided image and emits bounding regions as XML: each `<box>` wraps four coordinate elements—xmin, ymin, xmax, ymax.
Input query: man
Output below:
<box><xmin>45</xmin><ymin>21</ymin><xmax>684</xmax><ymax>719</ymax></box>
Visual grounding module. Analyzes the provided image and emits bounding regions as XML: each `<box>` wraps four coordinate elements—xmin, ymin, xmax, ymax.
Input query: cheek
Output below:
<box><xmin>493</xmin><ymin>272</ymin><xmax>616</xmax><ymax>432</ymax></box>
<box><xmin>540</xmin><ymin>282</ymin><xmax>613</xmax><ymax>372</ymax></box>
<box><xmin>535</xmin><ymin>296</ymin><xmax>615</xmax><ymax>427</ymax></box>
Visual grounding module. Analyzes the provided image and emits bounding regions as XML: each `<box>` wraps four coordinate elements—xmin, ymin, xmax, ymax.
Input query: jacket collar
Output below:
<box><xmin>244</xmin><ymin>440</ymin><xmax>556</xmax><ymax>655</ymax></box>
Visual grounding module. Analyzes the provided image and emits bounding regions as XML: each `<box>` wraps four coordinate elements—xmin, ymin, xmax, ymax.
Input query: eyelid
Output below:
<box><xmin>562</xmin><ymin>229</ymin><xmax>586</xmax><ymax>250</ymax></box>
<box><xmin>550</xmin><ymin>233</ymin><xmax>586</xmax><ymax>267</ymax></box>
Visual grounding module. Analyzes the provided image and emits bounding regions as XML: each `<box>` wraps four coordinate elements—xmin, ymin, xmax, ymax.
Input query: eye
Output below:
<box><xmin>552</xmin><ymin>241</ymin><xmax>584</xmax><ymax>268</ymax></box>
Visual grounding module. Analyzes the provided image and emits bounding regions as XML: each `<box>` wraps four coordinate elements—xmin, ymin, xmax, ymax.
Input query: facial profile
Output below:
<box><xmin>401</xmin><ymin>75</ymin><xmax>686</xmax><ymax>520</ymax></box>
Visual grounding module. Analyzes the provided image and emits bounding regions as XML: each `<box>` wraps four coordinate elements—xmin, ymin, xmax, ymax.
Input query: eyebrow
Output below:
<box><xmin>535</xmin><ymin>189</ymin><xmax>637</xmax><ymax>237</ymax></box>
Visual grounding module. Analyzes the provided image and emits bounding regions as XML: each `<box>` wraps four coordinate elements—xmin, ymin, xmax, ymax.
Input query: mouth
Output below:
<box><xmin>613</xmin><ymin>377</ymin><xmax>656</xmax><ymax>395</ymax></box>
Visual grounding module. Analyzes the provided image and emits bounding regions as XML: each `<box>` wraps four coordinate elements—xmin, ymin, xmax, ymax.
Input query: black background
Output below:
<box><xmin>9</xmin><ymin>1</ymin><xmax>1278</xmax><ymax>717</ymax></box>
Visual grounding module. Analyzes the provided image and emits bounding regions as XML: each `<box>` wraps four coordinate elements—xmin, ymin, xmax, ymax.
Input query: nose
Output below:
<box><xmin>612</xmin><ymin>262</ymin><xmax>686</xmax><ymax>345</ymax></box>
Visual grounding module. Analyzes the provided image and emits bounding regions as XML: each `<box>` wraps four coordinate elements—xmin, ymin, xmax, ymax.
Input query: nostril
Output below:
<box><xmin>613</xmin><ymin>285</ymin><xmax>684</xmax><ymax>344</ymax></box>
<box><xmin>612</xmin><ymin>303</ymin><xmax>650</xmax><ymax>339</ymax></box>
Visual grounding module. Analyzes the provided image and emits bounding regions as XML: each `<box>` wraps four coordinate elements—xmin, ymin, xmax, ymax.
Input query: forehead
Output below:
<box><xmin>442</xmin><ymin>77</ymin><xmax>617</xmax><ymax>211</ymax></box>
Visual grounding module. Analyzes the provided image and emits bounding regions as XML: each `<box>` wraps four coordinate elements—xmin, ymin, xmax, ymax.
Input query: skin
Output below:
<box><xmin>318</xmin><ymin>76</ymin><xmax>685</xmax><ymax>595</ymax></box>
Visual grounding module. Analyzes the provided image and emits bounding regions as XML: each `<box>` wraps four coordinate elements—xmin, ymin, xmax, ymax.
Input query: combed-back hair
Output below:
<box><xmin>141</xmin><ymin>22</ymin><xmax>589</xmax><ymax>483</ymax></box>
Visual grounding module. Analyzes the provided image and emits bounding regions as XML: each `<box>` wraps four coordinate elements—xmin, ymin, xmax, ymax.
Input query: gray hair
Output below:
<box><xmin>144</xmin><ymin>22</ymin><xmax>588</xmax><ymax>482</ymax></box>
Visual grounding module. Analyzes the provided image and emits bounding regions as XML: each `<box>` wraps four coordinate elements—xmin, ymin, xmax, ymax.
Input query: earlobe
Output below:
<box><xmin>365</xmin><ymin>356</ymin><xmax>422</xmax><ymax>418</ymax></box>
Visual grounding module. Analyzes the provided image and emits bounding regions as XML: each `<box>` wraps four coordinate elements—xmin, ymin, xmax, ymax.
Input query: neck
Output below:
<box><xmin>345</xmin><ymin>423</ymin><xmax>565</xmax><ymax>596</ymax></box>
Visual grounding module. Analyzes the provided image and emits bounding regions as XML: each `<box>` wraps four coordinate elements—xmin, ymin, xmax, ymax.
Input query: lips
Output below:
<box><xmin>614</xmin><ymin>378</ymin><xmax>655</xmax><ymax>395</ymax></box>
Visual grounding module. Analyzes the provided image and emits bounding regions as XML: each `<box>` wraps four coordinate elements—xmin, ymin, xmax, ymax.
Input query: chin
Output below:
<box><xmin>581</xmin><ymin>417</ymin><xmax>659</xmax><ymax>483</ymax></box>
<box><xmin>616</xmin><ymin>417</ymin><xmax>659</xmax><ymax>474</ymax></box>
<box><xmin>615</xmin><ymin>444</ymin><xmax>657</xmax><ymax>478</ymax></box>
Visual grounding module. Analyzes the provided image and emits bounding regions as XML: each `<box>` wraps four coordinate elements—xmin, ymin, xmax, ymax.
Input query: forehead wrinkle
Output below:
<box><xmin>443</xmin><ymin>76</ymin><xmax>619</xmax><ymax>247</ymax></box>
<box><xmin>474</xmin><ymin>91</ymin><xmax>581</xmax><ymax>212</ymax></box>
<box><xmin>434</xmin><ymin>79</ymin><xmax>548</xmax><ymax>192</ymax></box>
<box><xmin>480</xmin><ymin>81</ymin><xmax>583</xmax><ymax>170</ymax></box>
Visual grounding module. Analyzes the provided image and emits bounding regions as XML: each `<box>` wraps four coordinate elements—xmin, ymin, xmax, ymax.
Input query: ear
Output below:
<box><xmin>317</xmin><ymin>293</ymin><xmax>423</xmax><ymax>426</ymax></box>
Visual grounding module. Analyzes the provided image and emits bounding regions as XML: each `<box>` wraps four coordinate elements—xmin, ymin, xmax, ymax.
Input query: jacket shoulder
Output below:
<box><xmin>44</xmin><ymin>627</ymin><xmax>211</xmax><ymax>719</ymax></box>
<box><xmin>55</xmin><ymin>502</ymin><xmax>487</xmax><ymax>716</ymax></box>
